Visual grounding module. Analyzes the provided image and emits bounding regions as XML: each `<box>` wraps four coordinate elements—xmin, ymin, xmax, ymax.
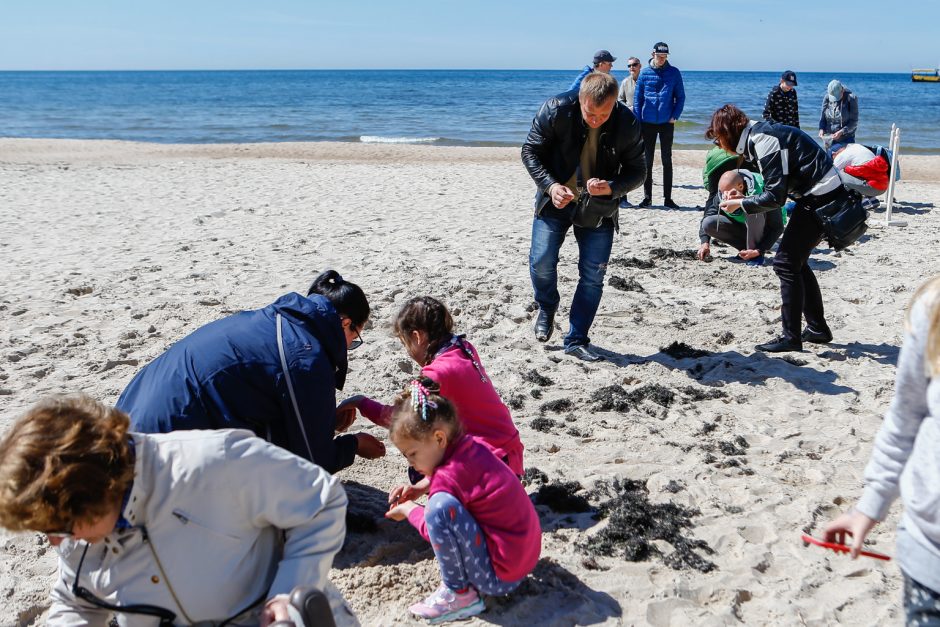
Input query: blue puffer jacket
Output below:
<box><xmin>116</xmin><ymin>292</ymin><xmax>358</xmax><ymax>473</ymax></box>
<box><xmin>633</xmin><ymin>61</ymin><xmax>685</xmax><ymax>125</ymax></box>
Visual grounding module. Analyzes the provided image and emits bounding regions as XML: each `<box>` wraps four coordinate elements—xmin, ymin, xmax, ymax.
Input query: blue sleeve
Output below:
<box><xmin>671</xmin><ymin>70</ymin><xmax>685</xmax><ymax>120</ymax></box>
<box><xmin>568</xmin><ymin>66</ymin><xmax>591</xmax><ymax>92</ymax></box>
<box><xmin>633</xmin><ymin>73</ymin><xmax>645</xmax><ymax>120</ymax></box>
<box><xmin>818</xmin><ymin>96</ymin><xmax>828</xmax><ymax>131</ymax></box>
<box><xmin>280</xmin><ymin>352</ymin><xmax>358</xmax><ymax>473</ymax></box>
<box><xmin>841</xmin><ymin>95</ymin><xmax>859</xmax><ymax>136</ymax></box>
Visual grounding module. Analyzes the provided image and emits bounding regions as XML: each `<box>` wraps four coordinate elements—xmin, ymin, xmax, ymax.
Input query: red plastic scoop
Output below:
<box><xmin>801</xmin><ymin>533</ymin><xmax>891</xmax><ymax>561</ymax></box>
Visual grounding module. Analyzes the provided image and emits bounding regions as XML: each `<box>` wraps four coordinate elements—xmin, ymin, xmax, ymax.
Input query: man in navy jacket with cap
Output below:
<box><xmin>569</xmin><ymin>49</ymin><xmax>616</xmax><ymax>91</ymax></box>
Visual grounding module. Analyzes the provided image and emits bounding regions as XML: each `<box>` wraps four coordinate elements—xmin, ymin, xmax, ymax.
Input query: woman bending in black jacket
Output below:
<box><xmin>706</xmin><ymin>104</ymin><xmax>848</xmax><ymax>352</ymax></box>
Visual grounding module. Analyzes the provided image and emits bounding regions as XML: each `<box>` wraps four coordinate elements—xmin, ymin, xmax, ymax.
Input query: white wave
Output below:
<box><xmin>359</xmin><ymin>135</ymin><xmax>440</xmax><ymax>144</ymax></box>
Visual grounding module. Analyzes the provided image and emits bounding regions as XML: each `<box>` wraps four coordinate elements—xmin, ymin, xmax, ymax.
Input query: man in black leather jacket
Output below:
<box><xmin>521</xmin><ymin>72</ymin><xmax>646</xmax><ymax>362</ymax></box>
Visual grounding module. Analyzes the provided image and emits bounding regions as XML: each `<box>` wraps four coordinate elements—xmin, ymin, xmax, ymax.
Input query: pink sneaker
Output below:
<box><xmin>409</xmin><ymin>584</ymin><xmax>485</xmax><ymax>624</ymax></box>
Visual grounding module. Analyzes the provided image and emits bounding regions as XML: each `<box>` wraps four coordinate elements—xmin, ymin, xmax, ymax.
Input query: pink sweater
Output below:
<box><xmin>406</xmin><ymin>435</ymin><xmax>541</xmax><ymax>582</ymax></box>
<box><xmin>358</xmin><ymin>340</ymin><xmax>524</xmax><ymax>475</ymax></box>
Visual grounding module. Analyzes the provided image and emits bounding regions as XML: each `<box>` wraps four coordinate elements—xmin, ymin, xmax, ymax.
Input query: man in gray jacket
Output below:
<box><xmin>0</xmin><ymin>394</ymin><xmax>355</xmax><ymax>626</ymax></box>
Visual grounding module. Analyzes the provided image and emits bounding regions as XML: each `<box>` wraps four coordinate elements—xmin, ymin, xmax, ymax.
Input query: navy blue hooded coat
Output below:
<box><xmin>116</xmin><ymin>293</ymin><xmax>358</xmax><ymax>473</ymax></box>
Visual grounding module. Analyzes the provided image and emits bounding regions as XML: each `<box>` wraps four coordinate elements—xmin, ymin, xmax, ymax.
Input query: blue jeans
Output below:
<box><xmin>529</xmin><ymin>208</ymin><xmax>614</xmax><ymax>348</ymax></box>
<box><xmin>425</xmin><ymin>492</ymin><xmax>523</xmax><ymax>595</ymax></box>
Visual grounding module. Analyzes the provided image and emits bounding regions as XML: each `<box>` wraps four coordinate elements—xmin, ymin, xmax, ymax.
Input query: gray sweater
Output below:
<box><xmin>856</xmin><ymin>294</ymin><xmax>940</xmax><ymax>586</ymax></box>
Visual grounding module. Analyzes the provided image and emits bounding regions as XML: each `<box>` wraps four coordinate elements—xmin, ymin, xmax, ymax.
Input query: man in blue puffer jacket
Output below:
<box><xmin>633</xmin><ymin>41</ymin><xmax>685</xmax><ymax>209</ymax></box>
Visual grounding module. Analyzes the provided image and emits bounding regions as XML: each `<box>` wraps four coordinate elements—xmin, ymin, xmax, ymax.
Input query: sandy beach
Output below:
<box><xmin>1</xmin><ymin>138</ymin><xmax>939</xmax><ymax>626</ymax></box>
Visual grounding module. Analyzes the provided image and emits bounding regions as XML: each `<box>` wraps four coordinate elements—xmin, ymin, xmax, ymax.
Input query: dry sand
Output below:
<box><xmin>1</xmin><ymin>138</ymin><xmax>938</xmax><ymax>626</ymax></box>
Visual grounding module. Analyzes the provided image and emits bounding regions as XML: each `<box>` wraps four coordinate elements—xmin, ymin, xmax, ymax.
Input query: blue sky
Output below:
<box><xmin>1</xmin><ymin>0</ymin><xmax>935</xmax><ymax>72</ymax></box>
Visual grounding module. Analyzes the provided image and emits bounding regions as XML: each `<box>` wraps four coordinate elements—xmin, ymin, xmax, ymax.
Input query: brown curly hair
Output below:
<box><xmin>0</xmin><ymin>394</ymin><xmax>136</xmax><ymax>533</ymax></box>
<box><xmin>389</xmin><ymin>377</ymin><xmax>463</xmax><ymax>443</ymax></box>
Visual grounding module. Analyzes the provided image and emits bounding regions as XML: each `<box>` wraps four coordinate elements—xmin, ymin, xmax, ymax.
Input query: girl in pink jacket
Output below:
<box><xmin>385</xmin><ymin>380</ymin><xmax>541</xmax><ymax>623</ymax></box>
<box><xmin>343</xmin><ymin>296</ymin><xmax>524</xmax><ymax>477</ymax></box>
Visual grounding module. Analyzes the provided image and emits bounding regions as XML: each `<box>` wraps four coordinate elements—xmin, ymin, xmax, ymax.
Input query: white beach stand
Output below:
<box><xmin>883</xmin><ymin>124</ymin><xmax>906</xmax><ymax>227</ymax></box>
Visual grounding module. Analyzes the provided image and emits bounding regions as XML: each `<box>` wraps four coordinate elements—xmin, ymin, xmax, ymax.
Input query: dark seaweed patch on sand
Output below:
<box><xmin>533</xmin><ymin>480</ymin><xmax>593</xmax><ymax>513</ymax></box>
<box><xmin>607</xmin><ymin>276</ymin><xmax>646</xmax><ymax>293</ymax></box>
<box><xmin>591</xmin><ymin>384</ymin><xmax>675</xmax><ymax>412</ymax></box>
<box><xmin>522</xmin><ymin>467</ymin><xmax>548</xmax><ymax>487</ymax></box>
<box><xmin>522</xmin><ymin>369</ymin><xmax>554</xmax><ymax>386</ymax></box>
<box><xmin>610</xmin><ymin>256</ymin><xmax>655</xmax><ymax>269</ymax></box>
<box><xmin>650</xmin><ymin>248</ymin><xmax>702</xmax><ymax>262</ymax></box>
<box><xmin>530</xmin><ymin>417</ymin><xmax>558</xmax><ymax>432</ymax></box>
<box><xmin>579</xmin><ymin>478</ymin><xmax>715</xmax><ymax>572</ymax></box>
<box><xmin>681</xmin><ymin>386</ymin><xmax>728</xmax><ymax>402</ymax></box>
<box><xmin>661</xmin><ymin>341</ymin><xmax>712</xmax><ymax>359</ymax></box>
<box><xmin>540</xmin><ymin>398</ymin><xmax>574</xmax><ymax>414</ymax></box>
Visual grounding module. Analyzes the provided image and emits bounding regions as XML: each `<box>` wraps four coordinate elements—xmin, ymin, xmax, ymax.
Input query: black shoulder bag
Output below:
<box><xmin>813</xmin><ymin>190</ymin><xmax>868</xmax><ymax>250</ymax></box>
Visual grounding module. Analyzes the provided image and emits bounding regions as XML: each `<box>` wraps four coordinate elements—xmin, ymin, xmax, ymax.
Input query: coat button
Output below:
<box><xmin>151</xmin><ymin>575</ymin><xmax>160</xmax><ymax>584</ymax></box>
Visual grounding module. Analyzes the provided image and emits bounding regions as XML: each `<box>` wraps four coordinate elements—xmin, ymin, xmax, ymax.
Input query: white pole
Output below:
<box><xmin>884</xmin><ymin>126</ymin><xmax>905</xmax><ymax>227</ymax></box>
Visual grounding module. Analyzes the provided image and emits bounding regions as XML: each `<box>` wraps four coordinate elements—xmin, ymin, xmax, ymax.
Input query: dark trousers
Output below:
<box><xmin>772</xmin><ymin>188</ymin><xmax>843</xmax><ymax>342</ymax></box>
<box><xmin>641</xmin><ymin>122</ymin><xmax>674</xmax><ymax>201</ymax></box>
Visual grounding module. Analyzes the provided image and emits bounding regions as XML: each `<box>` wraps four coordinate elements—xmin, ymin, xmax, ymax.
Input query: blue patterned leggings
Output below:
<box><xmin>424</xmin><ymin>492</ymin><xmax>523</xmax><ymax>595</ymax></box>
<box><xmin>905</xmin><ymin>575</ymin><xmax>940</xmax><ymax>626</ymax></box>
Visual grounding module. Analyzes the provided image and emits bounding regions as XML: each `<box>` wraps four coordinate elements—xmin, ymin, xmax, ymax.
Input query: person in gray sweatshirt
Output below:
<box><xmin>824</xmin><ymin>275</ymin><xmax>940</xmax><ymax>624</ymax></box>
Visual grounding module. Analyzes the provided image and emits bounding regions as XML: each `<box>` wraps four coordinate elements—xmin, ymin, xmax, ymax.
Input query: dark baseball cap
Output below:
<box><xmin>593</xmin><ymin>50</ymin><xmax>616</xmax><ymax>64</ymax></box>
<box><xmin>781</xmin><ymin>70</ymin><xmax>798</xmax><ymax>86</ymax></box>
<box><xmin>653</xmin><ymin>42</ymin><xmax>669</xmax><ymax>54</ymax></box>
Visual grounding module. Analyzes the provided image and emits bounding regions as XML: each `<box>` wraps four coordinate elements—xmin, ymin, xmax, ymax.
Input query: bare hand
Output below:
<box><xmin>669</xmin><ymin>118</ymin><xmax>676</xmax><ymax>124</ymax></box>
<box><xmin>549</xmin><ymin>183</ymin><xmax>575</xmax><ymax>209</ymax></box>
<box><xmin>739</xmin><ymin>249</ymin><xmax>760</xmax><ymax>261</ymax></box>
<box><xmin>389</xmin><ymin>479</ymin><xmax>430</xmax><ymax>505</ymax></box>
<box><xmin>586</xmin><ymin>178</ymin><xmax>612</xmax><ymax>196</ymax></box>
<box><xmin>818</xmin><ymin>130</ymin><xmax>825</xmax><ymax>138</ymax></box>
<box><xmin>385</xmin><ymin>500</ymin><xmax>418</xmax><ymax>522</ymax></box>
<box><xmin>697</xmin><ymin>242</ymin><xmax>711</xmax><ymax>261</ymax></box>
<box><xmin>354</xmin><ymin>433</ymin><xmax>386</xmax><ymax>459</ymax></box>
<box><xmin>336</xmin><ymin>395</ymin><xmax>365</xmax><ymax>433</ymax></box>
<box><xmin>719</xmin><ymin>198</ymin><xmax>744</xmax><ymax>213</ymax></box>
<box><xmin>260</xmin><ymin>595</ymin><xmax>290</xmax><ymax>627</ymax></box>
<box><xmin>823</xmin><ymin>509</ymin><xmax>878</xmax><ymax>559</ymax></box>
<box><xmin>833</xmin><ymin>130</ymin><xmax>843</xmax><ymax>140</ymax></box>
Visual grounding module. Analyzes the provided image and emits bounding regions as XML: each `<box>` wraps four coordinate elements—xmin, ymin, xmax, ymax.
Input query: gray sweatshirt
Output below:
<box><xmin>856</xmin><ymin>294</ymin><xmax>940</xmax><ymax>587</ymax></box>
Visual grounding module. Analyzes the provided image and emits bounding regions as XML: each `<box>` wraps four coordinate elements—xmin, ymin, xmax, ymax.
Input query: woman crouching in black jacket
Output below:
<box><xmin>706</xmin><ymin>104</ymin><xmax>847</xmax><ymax>352</ymax></box>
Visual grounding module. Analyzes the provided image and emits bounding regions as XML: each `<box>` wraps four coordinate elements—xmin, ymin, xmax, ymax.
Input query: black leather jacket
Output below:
<box><xmin>738</xmin><ymin>120</ymin><xmax>835</xmax><ymax>214</ymax></box>
<box><xmin>521</xmin><ymin>90</ymin><xmax>646</xmax><ymax>214</ymax></box>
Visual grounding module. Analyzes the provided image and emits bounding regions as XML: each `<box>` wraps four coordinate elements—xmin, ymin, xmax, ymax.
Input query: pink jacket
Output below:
<box><xmin>406</xmin><ymin>435</ymin><xmax>541</xmax><ymax>582</ymax></box>
<box><xmin>359</xmin><ymin>340</ymin><xmax>524</xmax><ymax>475</ymax></box>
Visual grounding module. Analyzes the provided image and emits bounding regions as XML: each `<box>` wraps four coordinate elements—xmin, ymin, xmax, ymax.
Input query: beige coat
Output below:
<box><xmin>48</xmin><ymin>430</ymin><xmax>354</xmax><ymax>626</ymax></box>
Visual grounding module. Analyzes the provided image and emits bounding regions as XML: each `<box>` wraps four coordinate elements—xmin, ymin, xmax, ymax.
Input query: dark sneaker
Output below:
<box><xmin>534</xmin><ymin>309</ymin><xmax>554</xmax><ymax>342</ymax></box>
<box><xmin>285</xmin><ymin>586</ymin><xmax>336</xmax><ymax>627</ymax></box>
<box><xmin>745</xmin><ymin>256</ymin><xmax>766</xmax><ymax>267</ymax></box>
<box><xmin>801</xmin><ymin>327</ymin><xmax>833</xmax><ymax>344</ymax></box>
<box><xmin>619</xmin><ymin>198</ymin><xmax>633</xmax><ymax>209</ymax></box>
<box><xmin>663</xmin><ymin>199</ymin><xmax>681</xmax><ymax>209</ymax></box>
<box><xmin>564</xmin><ymin>344</ymin><xmax>602</xmax><ymax>362</ymax></box>
<box><xmin>637</xmin><ymin>197</ymin><xmax>652</xmax><ymax>208</ymax></box>
<box><xmin>755</xmin><ymin>336</ymin><xmax>803</xmax><ymax>353</ymax></box>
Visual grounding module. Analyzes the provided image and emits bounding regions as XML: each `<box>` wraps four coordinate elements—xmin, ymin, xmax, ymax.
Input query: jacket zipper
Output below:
<box><xmin>143</xmin><ymin>527</ymin><xmax>196</xmax><ymax>625</ymax></box>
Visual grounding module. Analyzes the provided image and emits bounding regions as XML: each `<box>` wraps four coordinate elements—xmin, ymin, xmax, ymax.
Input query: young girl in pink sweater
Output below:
<box><xmin>342</xmin><ymin>296</ymin><xmax>524</xmax><ymax>477</ymax></box>
<box><xmin>385</xmin><ymin>379</ymin><xmax>541</xmax><ymax>623</ymax></box>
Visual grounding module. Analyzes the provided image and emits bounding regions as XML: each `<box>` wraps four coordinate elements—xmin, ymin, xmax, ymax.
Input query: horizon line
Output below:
<box><xmin>0</xmin><ymin>68</ymin><xmax>923</xmax><ymax>74</ymax></box>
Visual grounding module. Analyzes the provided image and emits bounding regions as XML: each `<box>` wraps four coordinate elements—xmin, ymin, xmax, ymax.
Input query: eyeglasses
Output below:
<box><xmin>349</xmin><ymin>329</ymin><xmax>364</xmax><ymax>350</ymax></box>
<box><xmin>627</xmin><ymin>63</ymin><xmax>640</xmax><ymax>68</ymax></box>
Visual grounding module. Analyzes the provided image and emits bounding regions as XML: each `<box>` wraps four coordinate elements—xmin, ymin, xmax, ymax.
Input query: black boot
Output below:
<box><xmin>269</xmin><ymin>586</ymin><xmax>336</xmax><ymax>627</ymax></box>
<box><xmin>534</xmin><ymin>309</ymin><xmax>555</xmax><ymax>342</ymax></box>
<box><xmin>801</xmin><ymin>326</ymin><xmax>833</xmax><ymax>344</ymax></box>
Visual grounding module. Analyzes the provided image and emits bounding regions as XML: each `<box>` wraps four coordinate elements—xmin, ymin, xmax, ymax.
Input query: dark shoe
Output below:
<box><xmin>534</xmin><ymin>309</ymin><xmax>554</xmax><ymax>342</ymax></box>
<box><xmin>637</xmin><ymin>197</ymin><xmax>652</xmax><ymax>208</ymax></box>
<box><xmin>801</xmin><ymin>326</ymin><xmax>833</xmax><ymax>344</ymax></box>
<box><xmin>287</xmin><ymin>586</ymin><xmax>336</xmax><ymax>627</ymax></box>
<box><xmin>755</xmin><ymin>336</ymin><xmax>803</xmax><ymax>353</ymax></box>
<box><xmin>663</xmin><ymin>198</ymin><xmax>681</xmax><ymax>209</ymax></box>
<box><xmin>564</xmin><ymin>344</ymin><xmax>602</xmax><ymax>362</ymax></box>
<box><xmin>745</xmin><ymin>256</ymin><xmax>766</xmax><ymax>267</ymax></box>
<box><xmin>619</xmin><ymin>197</ymin><xmax>633</xmax><ymax>209</ymax></box>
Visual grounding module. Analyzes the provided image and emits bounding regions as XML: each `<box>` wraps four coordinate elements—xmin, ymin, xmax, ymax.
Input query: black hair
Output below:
<box><xmin>307</xmin><ymin>270</ymin><xmax>370</xmax><ymax>328</ymax></box>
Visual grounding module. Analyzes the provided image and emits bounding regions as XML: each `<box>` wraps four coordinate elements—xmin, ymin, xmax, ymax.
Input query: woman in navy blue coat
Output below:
<box><xmin>117</xmin><ymin>270</ymin><xmax>385</xmax><ymax>472</ymax></box>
